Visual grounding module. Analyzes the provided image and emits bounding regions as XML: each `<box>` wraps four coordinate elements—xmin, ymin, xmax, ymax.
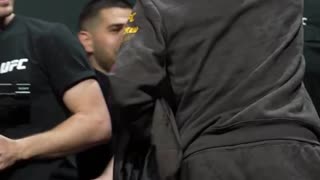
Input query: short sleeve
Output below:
<box><xmin>36</xmin><ymin>23</ymin><xmax>95</xmax><ymax>97</ymax></box>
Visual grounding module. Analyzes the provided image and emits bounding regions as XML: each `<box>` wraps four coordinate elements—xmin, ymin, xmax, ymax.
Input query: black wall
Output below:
<box><xmin>15</xmin><ymin>0</ymin><xmax>88</xmax><ymax>32</ymax></box>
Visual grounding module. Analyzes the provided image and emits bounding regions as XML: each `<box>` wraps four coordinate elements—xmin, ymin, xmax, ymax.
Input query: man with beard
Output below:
<box><xmin>77</xmin><ymin>0</ymin><xmax>132</xmax><ymax>179</ymax></box>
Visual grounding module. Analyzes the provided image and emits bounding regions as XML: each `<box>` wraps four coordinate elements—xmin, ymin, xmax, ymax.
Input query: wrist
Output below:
<box><xmin>15</xmin><ymin>138</ymin><xmax>32</xmax><ymax>161</ymax></box>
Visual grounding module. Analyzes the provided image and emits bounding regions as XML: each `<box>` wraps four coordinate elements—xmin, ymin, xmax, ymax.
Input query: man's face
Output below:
<box><xmin>0</xmin><ymin>0</ymin><xmax>14</xmax><ymax>19</ymax></box>
<box><xmin>91</xmin><ymin>7</ymin><xmax>132</xmax><ymax>72</ymax></box>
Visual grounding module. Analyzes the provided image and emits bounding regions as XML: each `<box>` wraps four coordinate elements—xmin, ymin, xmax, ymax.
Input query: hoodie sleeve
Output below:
<box><xmin>109</xmin><ymin>0</ymin><xmax>167</xmax><ymax>129</ymax></box>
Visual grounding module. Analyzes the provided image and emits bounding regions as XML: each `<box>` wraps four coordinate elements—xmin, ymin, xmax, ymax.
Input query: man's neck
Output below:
<box><xmin>95</xmin><ymin>66</ymin><xmax>109</xmax><ymax>75</ymax></box>
<box><xmin>89</xmin><ymin>56</ymin><xmax>109</xmax><ymax>75</ymax></box>
<box><xmin>0</xmin><ymin>13</ymin><xmax>15</xmax><ymax>30</ymax></box>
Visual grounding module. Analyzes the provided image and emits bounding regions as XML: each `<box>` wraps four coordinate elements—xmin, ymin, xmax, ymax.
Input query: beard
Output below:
<box><xmin>94</xmin><ymin>50</ymin><xmax>115</xmax><ymax>73</ymax></box>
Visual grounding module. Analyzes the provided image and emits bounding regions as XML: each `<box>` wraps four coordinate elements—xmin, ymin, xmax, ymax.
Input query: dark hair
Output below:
<box><xmin>78</xmin><ymin>0</ymin><xmax>132</xmax><ymax>30</ymax></box>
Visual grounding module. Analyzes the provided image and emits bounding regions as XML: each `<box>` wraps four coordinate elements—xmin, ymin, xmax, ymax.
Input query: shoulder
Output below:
<box><xmin>18</xmin><ymin>15</ymin><xmax>72</xmax><ymax>41</ymax></box>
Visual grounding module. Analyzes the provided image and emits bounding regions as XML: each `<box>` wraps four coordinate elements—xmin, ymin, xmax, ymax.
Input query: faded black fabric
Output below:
<box><xmin>180</xmin><ymin>140</ymin><xmax>320</xmax><ymax>180</ymax></box>
<box><xmin>109</xmin><ymin>0</ymin><xmax>320</xmax><ymax>179</ymax></box>
<box><xmin>112</xmin><ymin>97</ymin><xmax>182</xmax><ymax>180</ymax></box>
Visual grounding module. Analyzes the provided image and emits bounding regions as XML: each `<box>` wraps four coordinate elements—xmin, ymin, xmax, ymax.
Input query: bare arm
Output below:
<box><xmin>0</xmin><ymin>79</ymin><xmax>111</xmax><ymax>170</ymax></box>
<box><xmin>19</xmin><ymin>79</ymin><xmax>111</xmax><ymax>159</ymax></box>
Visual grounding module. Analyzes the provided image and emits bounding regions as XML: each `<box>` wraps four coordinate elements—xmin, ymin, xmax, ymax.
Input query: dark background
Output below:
<box><xmin>15</xmin><ymin>0</ymin><xmax>89</xmax><ymax>32</ymax></box>
<box><xmin>15</xmin><ymin>0</ymin><xmax>136</xmax><ymax>32</ymax></box>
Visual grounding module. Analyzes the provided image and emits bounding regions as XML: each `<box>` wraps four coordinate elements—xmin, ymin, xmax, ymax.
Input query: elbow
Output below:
<box><xmin>89</xmin><ymin>112</ymin><xmax>112</xmax><ymax>145</ymax></box>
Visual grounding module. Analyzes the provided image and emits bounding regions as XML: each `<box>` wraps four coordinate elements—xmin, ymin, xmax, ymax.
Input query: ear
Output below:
<box><xmin>78</xmin><ymin>31</ymin><xmax>94</xmax><ymax>54</ymax></box>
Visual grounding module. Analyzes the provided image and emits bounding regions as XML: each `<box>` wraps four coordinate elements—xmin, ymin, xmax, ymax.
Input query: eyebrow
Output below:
<box><xmin>108</xmin><ymin>23</ymin><xmax>126</xmax><ymax>29</ymax></box>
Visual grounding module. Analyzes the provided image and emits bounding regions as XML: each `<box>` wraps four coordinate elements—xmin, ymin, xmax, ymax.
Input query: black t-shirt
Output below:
<box><xmin>304</xmin><ymin>0</ymin><xmax>320</xmax><ymax>115</ymax></box>
<box><xmin>0</xmin><ymin>15</ymin><xmax>95</xmax><ymax>180</ymax></box>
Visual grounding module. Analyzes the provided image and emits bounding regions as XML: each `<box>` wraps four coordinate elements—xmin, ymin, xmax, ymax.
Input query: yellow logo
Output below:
<box><xmin>128</xmin><ymin>12</ymin><xmax>137</xmax><ymax>23</ymax></box>
<box><xmin>123</xmin><ymin>26</ymin><xmax>139</xmax><ymax>42</ymax></box>
<box><xmin>124</xmin><ymin>26</ymin><xmax>139</xmax><ymax>34</ymax></box>
<box><xmin>123</xmin><ymin>12</ymin><xmax>139</xmax><ymax>42</ymax></box>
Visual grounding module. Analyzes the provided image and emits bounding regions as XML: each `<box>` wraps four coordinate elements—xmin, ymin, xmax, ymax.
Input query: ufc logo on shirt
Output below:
<box><xmin>303</xmin><ymin>17</ymin><xmax>308</xmax><ymax>26</ymax></box>
<box><xmin>0</xmin><ymin>58</ymin><xmax>29</xmax><ymax>74</ymax></box>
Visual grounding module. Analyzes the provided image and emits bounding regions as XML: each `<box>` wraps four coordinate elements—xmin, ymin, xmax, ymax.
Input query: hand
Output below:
<box><xmin>0</xmin><ymin>135</ymin><xmax>22</xmax><ymax>170</ymax></box>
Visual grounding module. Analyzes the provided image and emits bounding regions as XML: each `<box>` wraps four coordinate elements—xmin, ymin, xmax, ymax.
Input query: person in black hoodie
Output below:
<box><xmin>0</xmin><ymin>0</ymin><xmax>111</xmax><ymax>179</ymax></box>
<box><xmin>109</xmin><ymin>0</ymin><xmax>320</xmax><ymax>179</ymax></box>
